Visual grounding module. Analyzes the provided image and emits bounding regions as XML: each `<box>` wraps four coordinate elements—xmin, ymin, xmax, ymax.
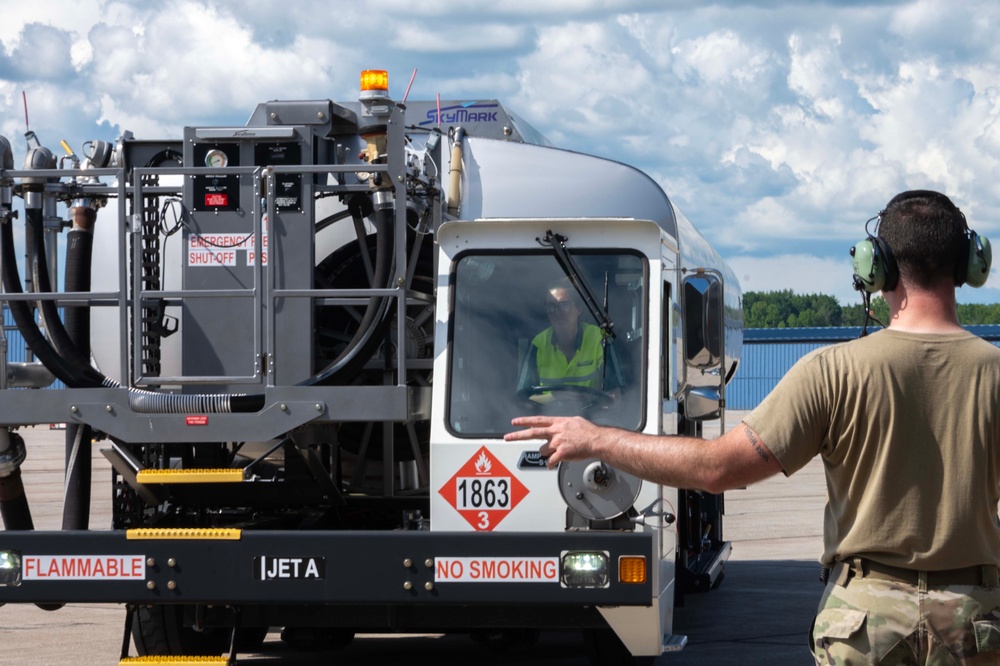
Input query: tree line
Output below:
<box><xmin>744</xmin><ymin>290</ymin><xmax>1000</xmax><ymax>328</ymax></box>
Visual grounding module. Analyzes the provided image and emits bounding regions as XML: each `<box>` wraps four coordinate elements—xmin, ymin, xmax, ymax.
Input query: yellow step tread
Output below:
<box><xmin>136</xmin><ymin>469</ymin><xmax>244</xmax><ymax>484</ymax></box>
<box><xmin>119</xmin><ymin>657</ymin><xmax>229</xmax><ymax>665</ymax></box>
<box><xmin>126</xmin><ymin>528</ymin><xmax>242</xmax><ymax>540</ymax></box>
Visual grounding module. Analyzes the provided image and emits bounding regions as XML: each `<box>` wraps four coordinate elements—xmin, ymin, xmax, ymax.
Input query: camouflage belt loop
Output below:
<box><xmin>831</xmin><ymin>561</ymin><xmax>852</xmax><ymax>587</ymax></box>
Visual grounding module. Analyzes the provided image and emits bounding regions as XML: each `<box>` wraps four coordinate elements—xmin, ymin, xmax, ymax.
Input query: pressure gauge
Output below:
<box><xmin>205</xmin><ymin>149</ymin><xmax>229</xmax><ymax>168</ymax></box>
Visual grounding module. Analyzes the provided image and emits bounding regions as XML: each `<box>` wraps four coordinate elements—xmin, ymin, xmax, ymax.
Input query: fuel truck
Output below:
<box><xmin>0</xmin><ymin>71</ymin><xmax>743</xmax><ymax>665</ymax></box>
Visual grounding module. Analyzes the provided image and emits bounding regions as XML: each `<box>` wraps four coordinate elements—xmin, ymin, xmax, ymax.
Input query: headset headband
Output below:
<box><xmin>881</xmin><ymin>190</ymin><xmax>967</xmax><ymax>229</ymax></box>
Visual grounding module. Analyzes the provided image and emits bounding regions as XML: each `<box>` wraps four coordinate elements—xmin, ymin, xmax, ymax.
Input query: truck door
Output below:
<box><xmin>431</xmin><ymin>224</ymin><xmax>655</xmax><ymax>534</ymax></box>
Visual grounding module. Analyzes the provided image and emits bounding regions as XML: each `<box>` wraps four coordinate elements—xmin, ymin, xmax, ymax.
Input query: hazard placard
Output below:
<box><xmin>438</xmin><ymin>446</ymin><xmax>528</xmax><ymax>531</ymax></box>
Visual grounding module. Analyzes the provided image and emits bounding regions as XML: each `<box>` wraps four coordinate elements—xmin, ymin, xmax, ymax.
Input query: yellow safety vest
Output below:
<box><xmin>533</xmin><ymin>324</ymin><xmax>606</xmax><ymax>389</ymax></box>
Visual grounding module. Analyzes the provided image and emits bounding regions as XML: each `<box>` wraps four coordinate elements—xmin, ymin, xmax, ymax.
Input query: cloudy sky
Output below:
<box><xmin>3</xmin><ymin>0</ymin><xmax>1000</xmax><ymax>306</ymax></box>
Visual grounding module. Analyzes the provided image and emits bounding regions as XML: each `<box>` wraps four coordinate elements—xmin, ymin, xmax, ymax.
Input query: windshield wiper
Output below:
<box><xmin>538</xmin><ymin>230</ymin><xmax>616</xmax><ymax>341</ymax></box>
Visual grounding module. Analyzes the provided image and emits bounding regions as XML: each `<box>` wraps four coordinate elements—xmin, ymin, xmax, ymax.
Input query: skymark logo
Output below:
<box><xmin>419</xmin><ymin>102</ymin><xmax>500</xmax><ymax>126</ymax></box>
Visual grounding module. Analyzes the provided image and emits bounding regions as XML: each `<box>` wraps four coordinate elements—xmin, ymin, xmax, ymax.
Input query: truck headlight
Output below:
<box><xmin>561</xmin><ymin>551</ymin><xmax>609</xmax><ymax>588</ymax></box>
<box><xmin>0</xmin><ymin>550</ymin><xmax>22</xmax><ymax>587</ymax></box>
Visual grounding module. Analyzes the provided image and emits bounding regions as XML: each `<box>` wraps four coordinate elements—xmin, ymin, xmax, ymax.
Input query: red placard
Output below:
<box><xmin>438</xmin><ymin>446</ymin><xmax>528</xmax><ymax>531</ymax></box>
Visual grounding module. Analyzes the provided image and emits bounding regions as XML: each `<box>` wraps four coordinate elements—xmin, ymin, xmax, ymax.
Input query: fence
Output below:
<box><xmin>2</xmin><ymin>307</ymin><xmax>65</xmax><ymax>389</ymax></box>
<box><xmin>727</xmin><ymin>325</ymin><xmax>1000</xmax><ymax>410</ymax></box>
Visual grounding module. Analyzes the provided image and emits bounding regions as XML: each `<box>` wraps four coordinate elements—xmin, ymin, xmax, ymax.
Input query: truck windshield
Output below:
<box><xmin>447</xmin><ymin>251</ymin><xmax>646</xmax><ymax>437</ymax></box>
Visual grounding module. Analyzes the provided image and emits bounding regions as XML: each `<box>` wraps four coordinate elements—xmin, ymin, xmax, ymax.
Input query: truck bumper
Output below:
<box><xmin>0</xmin><ymin>529</ymin><xmax>654</xmax><ymax>607</ymax></box>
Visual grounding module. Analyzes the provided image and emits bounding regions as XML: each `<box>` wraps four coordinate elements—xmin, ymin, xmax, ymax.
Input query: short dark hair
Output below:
<box><xmin>877</xmin><ymin>190</ymin><xmax>967</xmax><ymax>290</ymax></box>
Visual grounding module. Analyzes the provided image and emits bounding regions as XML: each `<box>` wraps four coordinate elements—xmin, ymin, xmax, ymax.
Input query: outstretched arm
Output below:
<box><xmin>503</xmin><ymin>416</ymin><xmax>784</xmax><ymax>494</ymax></box>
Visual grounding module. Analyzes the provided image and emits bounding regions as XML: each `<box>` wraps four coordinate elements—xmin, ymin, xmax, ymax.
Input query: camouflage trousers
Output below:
<box><xmin>811</xmin><ymin>569</ymin><xmax>1000</xmax><ymax>665</ymax></box>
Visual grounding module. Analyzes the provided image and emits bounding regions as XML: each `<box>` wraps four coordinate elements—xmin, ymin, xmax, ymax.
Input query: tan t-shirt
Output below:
<box><xmin>743</xmin><ymin>328</ymin><xmax>1000</xmax><ymax>570</ymax></box>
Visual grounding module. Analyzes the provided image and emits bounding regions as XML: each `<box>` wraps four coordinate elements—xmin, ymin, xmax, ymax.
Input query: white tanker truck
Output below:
<box><xmin>0</xmin><ymin>70</ymin><xmax>743</xmax><ymax>665</ymax></box>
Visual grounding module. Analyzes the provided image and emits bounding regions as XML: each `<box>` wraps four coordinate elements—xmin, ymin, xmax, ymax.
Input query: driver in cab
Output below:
<box><xmin>516</xmin><ymin>279</ymin><xmax>623</xmax><ymax>405</ymax></box>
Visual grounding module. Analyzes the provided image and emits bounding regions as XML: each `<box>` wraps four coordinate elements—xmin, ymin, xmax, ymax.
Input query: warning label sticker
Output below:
<box><xmin>188</xmin><ymin>233</ymin><xmax>267</xmax><ymax>267</ymax></box>
<box><xmin>205</xmin><ymin>193</ymin><xmax>229</xmax><ymax>208</ymax></box>
<box><xmin>188</xmin><ymin>248</ymin><xmax>237</xmax><ymax>266</ymax></box>
<box><xmin>23</xmin><ymin>555</ymin><xmax>146</xmax><ymax>580</ymax></box>
<box><xmin>438</xmin><ymin>446</ymin><xmax>529</xmax><ymax>531</ymax></box>
<box><xmin>434</xmin><ymin>557</ymin><xmax>559</xmax><ymax>583</ymax></box>
<box><xmin>187</xmin><ymin>216</ymin><xmax>269</xmax><ymax>267</ymax></box>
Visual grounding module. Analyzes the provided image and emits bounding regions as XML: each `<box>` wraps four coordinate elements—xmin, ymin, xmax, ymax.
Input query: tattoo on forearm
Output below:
<box><xmin>744</xmin><ymin>425</ymin><xmax>770</xmax><ymax>462</ymax></box>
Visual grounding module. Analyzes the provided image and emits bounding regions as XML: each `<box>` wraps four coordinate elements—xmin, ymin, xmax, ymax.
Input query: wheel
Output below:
<box><xmin>132</xmin><ymin>605</ymin><xmax>227</xmax><ymax>656</ymax></box>
<box><xmin>314</xmin><ymin>232</ymin><xmax>435</xmax><ymax>463</ymax></box>
<box><xmin>583</xmin><ymin>628</ymin><xmax>656</xmax><ymax>666</ymax></box>
<box><xmin>131</xmin><ymin>605</ymin><xmax>267</xmax><ymax>656</ymax></box>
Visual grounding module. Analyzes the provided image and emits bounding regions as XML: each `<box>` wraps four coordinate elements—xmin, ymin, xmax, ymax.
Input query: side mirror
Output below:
<box><xmin>682</xmin><ymin>274</ymin><xmax>723</xmax><ymax>369</ymax></box>
<box><xmin>682</xmin><ymin>386</ymin><xmax>722</xmax><ymax>421</ymax></box>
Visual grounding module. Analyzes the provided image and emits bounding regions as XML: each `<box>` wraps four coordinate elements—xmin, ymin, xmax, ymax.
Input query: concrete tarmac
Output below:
<box><xmin>0</xmin><ymin>413</ymin><xmax>827</xmax><ymax>665</ymax></box>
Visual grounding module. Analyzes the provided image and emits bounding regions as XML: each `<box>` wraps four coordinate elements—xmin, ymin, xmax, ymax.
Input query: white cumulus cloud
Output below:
<box><xmin>3</xmin><ymin>0</ymin><xmax>1000</xmax><ymax>300</ymax></box>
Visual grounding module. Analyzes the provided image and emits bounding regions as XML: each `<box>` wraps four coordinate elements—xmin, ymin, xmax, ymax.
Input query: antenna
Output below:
<box><xmin>402</xmin><ymin>68</ymin><xmax>417</xmax><ymax>104</ymax></box>
<box><xmin>22</xmin><ymin>91</ymin><xmax>29</xmax><ymax>132</ymax></box>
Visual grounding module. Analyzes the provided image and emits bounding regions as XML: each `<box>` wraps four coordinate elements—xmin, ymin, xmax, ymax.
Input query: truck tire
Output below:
<box><xmin>131</xmin><ymin>605</ymin><xmax>268</xmax><ymax>656</ymax></box>
<box><xmin>583</xmin><ymin>628</ymin><xmax>656</xmax><ymax>666</ymax></box>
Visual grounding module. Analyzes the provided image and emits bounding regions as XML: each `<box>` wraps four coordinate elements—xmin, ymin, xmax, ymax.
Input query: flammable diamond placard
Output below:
<box><xmin>438</xmin><ymin>446</ymin><xmax>529</xmax><ymax>531</ymax></box>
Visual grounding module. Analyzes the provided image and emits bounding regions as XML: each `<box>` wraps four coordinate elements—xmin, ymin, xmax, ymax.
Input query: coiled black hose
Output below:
<box><xmin>0</xmin><ymin>207</ymin><xmax>99</xmax><ymax>387</ymax></box>
<box><xmin>307</xmin><ymin>195</ymin><xmax>396</xmax><ymax>385</ymax></box>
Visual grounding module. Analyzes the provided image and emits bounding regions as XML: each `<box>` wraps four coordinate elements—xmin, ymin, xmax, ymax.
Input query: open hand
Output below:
<box><xmin>504</xmin><ymin>415</ymin><xmax>602</xmax><ymax>469</ymax></box>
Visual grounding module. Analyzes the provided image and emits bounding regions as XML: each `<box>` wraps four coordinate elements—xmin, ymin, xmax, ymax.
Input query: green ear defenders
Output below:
<box><xmin>851</xmin><ymin>234</ymin><xmax>899</xmax><ymax>293</ymax></box>
<box><xmin>850</xmin><ymin>191</ymin><xmax>992</xmax><ymax>293</ymax></box>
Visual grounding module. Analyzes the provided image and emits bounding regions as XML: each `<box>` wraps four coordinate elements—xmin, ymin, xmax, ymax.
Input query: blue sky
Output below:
<box><xmin>3</xmin><ymin>0</ymin><xmax>1000</xmax><ymax>306</ymax></box>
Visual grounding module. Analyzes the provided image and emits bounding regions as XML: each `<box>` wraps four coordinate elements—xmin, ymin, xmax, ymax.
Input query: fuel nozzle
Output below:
<box><xmin>83</xmin><ymin>140</ymin><xmax>113</xmax><ymax>169</ymax></box>
<box><xmin>21</xmin><ymin>130</ymin><xmax>56</xmax><ymax>191</ymax></box>
<box><xmin>67</xmin><ymin>139</ymin><xmax>112</xmax><ymax>214</ymax></box>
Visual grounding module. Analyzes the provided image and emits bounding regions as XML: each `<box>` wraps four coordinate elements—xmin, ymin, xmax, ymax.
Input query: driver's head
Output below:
<box><xmin>546</xmin><ymin>280</ymin><xmax>582</xmax><ymax>331</ymax></box>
